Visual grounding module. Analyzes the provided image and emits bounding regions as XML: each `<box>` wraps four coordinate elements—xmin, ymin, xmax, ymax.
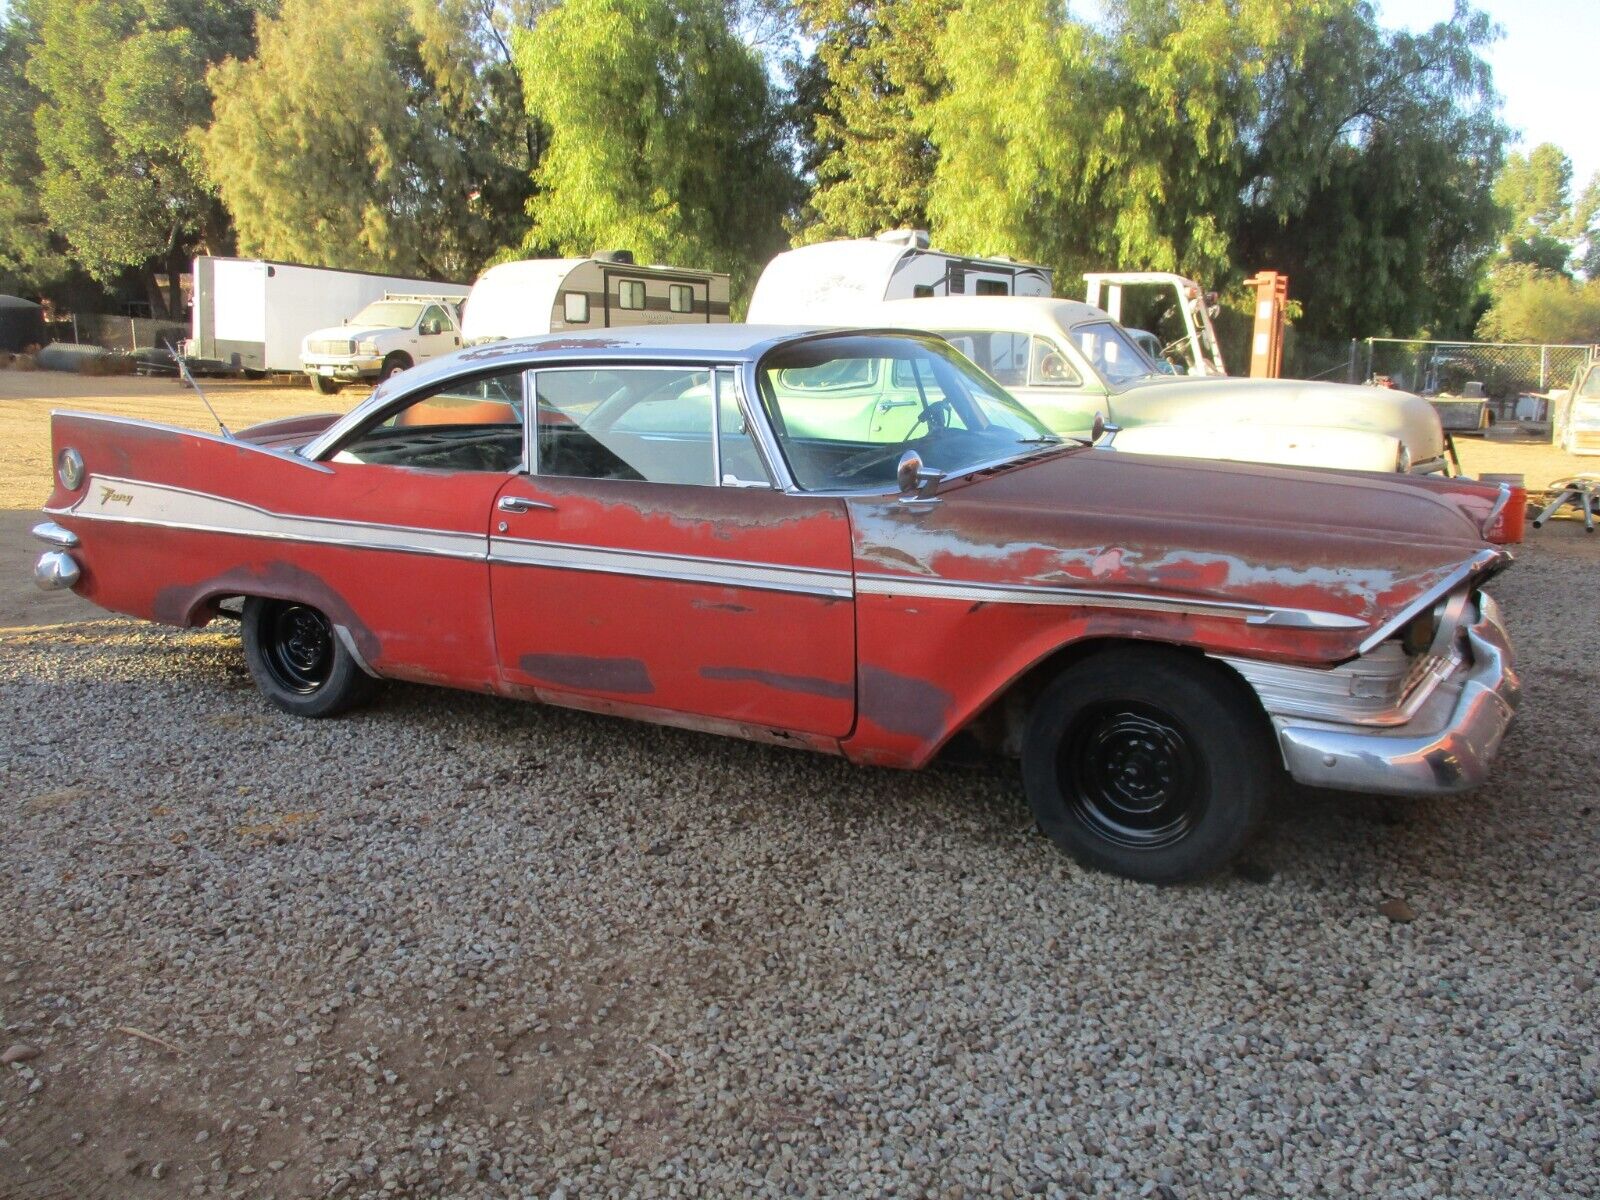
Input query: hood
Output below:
<box><xmin>303</xmin><ymin>324</ymin><xmax>402</xmax><ymax>345</ymax></box>
<box><xmin>1110</xmin><ymin>377</ymin><xmax>1446</xmax><ymax>463</ymax></box>
<box><xmin>233</xmin><ymin>413</ymin><xmax>342</xmax><ymax>451</ymax></box>
<box><xmin>848</xmin><ymin>447</ymin><xmax>1507</xmax><ymax>665</ymax></box>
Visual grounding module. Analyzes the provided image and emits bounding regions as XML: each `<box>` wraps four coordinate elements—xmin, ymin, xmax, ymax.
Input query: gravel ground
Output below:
<box><xmin>2</xmin><ymin>524</ymin><xmax>1598</xmax><ymax>1198</ymax></box>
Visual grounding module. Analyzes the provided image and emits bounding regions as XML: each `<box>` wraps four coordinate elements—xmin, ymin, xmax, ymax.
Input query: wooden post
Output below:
<box><xmin>1247</xmin><ymin>271</ymin><xmax>1288</xmax><ymax>379</ymax></box>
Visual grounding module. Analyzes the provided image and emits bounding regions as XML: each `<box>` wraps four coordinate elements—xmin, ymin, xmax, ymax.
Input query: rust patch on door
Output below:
<box><xmin>699</xmin><ymin>666</ymin><xmax>851</xmax><ymax>700</ymax></box>
<box><xmin>520</xmin><ymin>653</ymin><xmax>655</xmax><ymax>694</ymax></box>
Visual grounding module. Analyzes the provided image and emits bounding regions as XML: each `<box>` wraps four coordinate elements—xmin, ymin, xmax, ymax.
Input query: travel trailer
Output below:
<box><xmin>187</xmin><ymin>257</ymin><xmax>469</xmax><ymax>374</ymax></box>
<box><xmin>746</xmin><ymin>230</ymin><xmax>1053</xmax><ymax>325</ymax></box>
<box><xmin>460</xmin><ymin>254</ymin><xmax>730</xmax><ymax>345</ymax></box>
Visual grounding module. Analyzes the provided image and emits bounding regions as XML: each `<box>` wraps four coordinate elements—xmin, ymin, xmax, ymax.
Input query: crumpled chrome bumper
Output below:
<box><xmin>31</xmin><ymin>521</ymin><xmax>81</xmax><ymax>591</ymax></box>
<box><xmin>1270</xmin><ymin>592</ymin><xmax>1519</xmax><ymax>795</ymax></box>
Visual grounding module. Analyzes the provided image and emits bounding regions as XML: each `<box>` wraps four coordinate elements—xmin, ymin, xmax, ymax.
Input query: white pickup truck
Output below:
<box><xmin>300</xmin><ymin>294</ymin><xmax>464</xmax><ymax>394</ymax></box>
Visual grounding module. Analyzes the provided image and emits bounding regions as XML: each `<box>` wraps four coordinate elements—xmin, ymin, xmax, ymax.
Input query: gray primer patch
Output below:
<box><xmin>520</xmin><ymin>653</ymin><xmax>655</xmax><ymax>695</ymax></box>
<box><xmin>699</xmin><ymin>666</ymin><xmax>851</xmax><ymax>700</ymax></box>
<box><xmin>857</xmin><ymin>664</ymin><xmax>954</xmax><ymax>741</ymax></box>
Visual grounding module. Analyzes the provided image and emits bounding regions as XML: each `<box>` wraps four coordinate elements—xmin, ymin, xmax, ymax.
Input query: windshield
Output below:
<box><xmin>350</xmin><ymin>301</ymin><xmax>425</xmax><ymax>328</ymax></box>
<box><xmin>1072</xmin><ymin>321</ymin><xmax>1162</xmax><ymax>385</ymax></box>
<box><xmin>755</xmin><ymin>335</ymin><xmax>1057</xmax><ymax>491</ymax></box>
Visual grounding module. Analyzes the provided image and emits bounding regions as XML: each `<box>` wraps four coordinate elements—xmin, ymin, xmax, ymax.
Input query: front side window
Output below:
<box><xmin>756</xmin><ymin>335</ymin><xmax>1056</xmax><ymax>492</ymax></box>
<box><xmin>533</xmin><ymin>366</ymin><xmax>766</xmax><ymax>487</ymax></box>
<box><xmin>1074</xmin><ymin>321</ymin><xmax>1160</xmax><ymax>385</ymax></box>
<box><xmin>669</xmin><ymin>284</ymin><xmax>693</xmax><ymax>314</ymax></box>
<box><xmin>418</xmin><ymin>305</ymin><xmax>448</xmax><ymax>335</ymax></box>
<box><xmin>617</xmin><ymin>280</ymin><xmax>646</xmax><ymax>310</ymax></box>
<box><xmin>329</xmin><ymin>368</ymin><xmax>525</xmax><ymax>471</ymax></box>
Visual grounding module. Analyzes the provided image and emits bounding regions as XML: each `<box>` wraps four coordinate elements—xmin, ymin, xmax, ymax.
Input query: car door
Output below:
<box><xmin>300</xmin><ymin>365</ymin><xmax>529</xmax><ymax>689</ymax></box>
<box><xmin>413</xmin><ymin>304</ymin><xmax>460</xmax><ymax>362</ymax></box>
<box><xmin>489</xmin><ymin>364</ymin><xmax>857</xmax><ymax>739</ymax></box>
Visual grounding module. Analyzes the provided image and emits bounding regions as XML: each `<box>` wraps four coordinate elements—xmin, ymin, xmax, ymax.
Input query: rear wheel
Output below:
<box><xmin>242</xmin><ymin>597</ymin><xmax>372</xmax><ymax>717</ymax></box>
<box><xmin>1021</xmin><ymin>647</ymin><xmax>1271</xmax><ymax>883</ymax></box>
<box><xmin>308</xmin><ymin>373</ymin><xmax>343</xmax><ymax>395</ymax></box>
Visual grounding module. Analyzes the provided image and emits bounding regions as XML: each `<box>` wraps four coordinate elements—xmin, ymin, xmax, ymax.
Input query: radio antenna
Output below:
<box><xmin>166</xmin><ymin>340</ymin><xmax>231</xmax><ymax>439</ymax></box>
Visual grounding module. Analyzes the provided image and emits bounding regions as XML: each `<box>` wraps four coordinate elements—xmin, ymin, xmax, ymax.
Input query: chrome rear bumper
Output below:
<box><xmin>31</xmin><ymin>521</ymin><xmax>81</xmax><ymax>591</ymax></box>
<box><xmin>1266</xmin><ymin>593</ymin><xmax>1519</xmax><ymax>795</ymax></box>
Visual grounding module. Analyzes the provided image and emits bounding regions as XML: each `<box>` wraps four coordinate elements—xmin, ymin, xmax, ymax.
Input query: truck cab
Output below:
<box><xmin>301</xmin><ymin>295</ymin><xmax>463</xmax><ymax>394</ymax></box>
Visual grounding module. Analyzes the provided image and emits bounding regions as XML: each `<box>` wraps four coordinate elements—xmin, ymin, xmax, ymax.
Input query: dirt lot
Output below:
<box><xmin>2</xmin><ymin>371</ymin><xmax>1598</xmax><ymax>1198</ymax></box>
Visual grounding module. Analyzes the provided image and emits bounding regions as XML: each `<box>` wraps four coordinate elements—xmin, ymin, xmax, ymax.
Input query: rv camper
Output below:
<box><xmin>188</xmin><ymin>257</ymin><xmax>469</xmax><ymax>374</ymax></box>
<box><xmin>745</xmin><ymin>230</ymin><xmax>1053</xmax><ymax>325</ymax></box>
<box><xmin>460</xmin><ymin>254</ymin><xmax>730</xmax><ymax>345</ymax></box>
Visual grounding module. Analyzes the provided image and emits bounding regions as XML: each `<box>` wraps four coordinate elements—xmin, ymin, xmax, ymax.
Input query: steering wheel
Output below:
<box><xmin>904</xmin><ymin>399</ymin><xmax>954</xmax><ymax>438</ymax></box>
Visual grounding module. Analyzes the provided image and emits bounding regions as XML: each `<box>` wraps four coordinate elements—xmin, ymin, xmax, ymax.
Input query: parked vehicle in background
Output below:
<box><xmin>300</xmin><ymin>295</ymin><xmax>464</xmax><ymax>394</ymax></box>
<box><xmin>36</xmin><ymin>325</ymin><xmax>1523</xmax><ymax>883</ymax></box>
<box><xmin>867</xmin><ymin>295</ymin><xmax>1448</xmax><ymax>475</ymax></box>
<box><xmin>460</xmin><ymin>253</ymin><xmax>729</xmax><ymax>345</ymax></box>
<box><xmin>187</xmin><ymin>257</ymin><xmax>469</xmax><ymax>377</ymax></box>
<box><xmin>1556</xmin><ymin>360</ymin><xmax>1600</xmax><ymax>455</ymax></box>
<box><xmin>746</xmin><ymin>230</ymin><xmax>1052</xmax><ymax>324</ymax></box>
<box><xmin>1084</xmin><ymin>271</ymin><xmax>1228</xmax><ymax>377</ymax></box>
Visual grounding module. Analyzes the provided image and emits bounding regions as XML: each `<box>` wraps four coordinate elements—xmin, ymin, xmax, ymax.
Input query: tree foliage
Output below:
<box><xmin>1476</xmin><ymin>264</ymin><xmax>1600</xmax><ymax>345</ymax></box>
<box><xmin>203</xmin><ymin>0</ymin><xmax>531</xmax><ymax>281</ymax></box>
<box><xmin>23</xmin><ymin>0</ymin><xmax>264</xmax><ymax>312</ymax></box>
<box><xmin>0</xmin><ymin>6</ymin><xmax>64</xmax><ymax>294</ymax></box>
<box><xmin>515</xmin><ymin>0</ymin><xmax>799</xmax><ymax>297</ymax></box>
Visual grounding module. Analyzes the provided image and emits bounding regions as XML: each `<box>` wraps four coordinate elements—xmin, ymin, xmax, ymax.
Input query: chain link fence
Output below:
<box><xmin>60</xmin><ymin>313</ymin><xmax>188</xmax><ymax>354</ymax></box>
<box><xmin>1362</xmin><ymin>339</ymin><xmax>1595</xmax><ymax>415</ymax></box>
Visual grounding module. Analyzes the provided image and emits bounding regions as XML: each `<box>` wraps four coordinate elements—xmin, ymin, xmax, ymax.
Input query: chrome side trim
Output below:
<box><xmin>49</xmin><ymin>475</ymin><xmax>487</xmax><ymax>562</ymax></box>
<box><xmin>51</xmin><ymin>410</ymin><xmax>334</xmax><ymax>473</ymax></box>
<box><xmin>333</xmin><ymin>624</ymin><xmax>379</xmax><ymax>678</ymax></box>
<box><xmin>489</xmin><ymin>536</ymin><xmax>853</xmax><ymax>599</ymax></box>
<box><xmin>31</xmin><ymin>521</ymin><xmax>79</xmax><ymax>548</ymax></box>
<box><xmin>856</xmin><ymin>571</ymin><xmax>1365</xmax><ymax>628</ymax></box>
<box><xmin>1355</xmin><ymin>550</ymin><xmax>1502</xmax><ymax>655</ymax></box>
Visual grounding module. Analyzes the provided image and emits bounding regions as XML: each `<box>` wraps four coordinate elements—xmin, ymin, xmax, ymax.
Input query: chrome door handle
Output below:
<box><xmin>498</xmin><ymin>496</ymin><xmax>556</xmax><ymax>513</ymax></box>
<box><xmin>878</xmin><ymin>398</ymin><xmax>917</xmax><ymax>409</ymax></box>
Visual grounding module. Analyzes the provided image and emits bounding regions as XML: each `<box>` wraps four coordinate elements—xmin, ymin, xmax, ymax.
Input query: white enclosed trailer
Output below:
<box><xmin>188</xmin><ymin>256</ymin><xmax>470</xmax><ymax>373</ymax></box>
<box><xmin>746</xmin><ymin>230</ymin><xmax>1053</xmax><ymax>325</ymax></box>
<box><xmin>460</xmin><ymin>254</ymin><xmax>731</xmax><ymax>344</ymax></box>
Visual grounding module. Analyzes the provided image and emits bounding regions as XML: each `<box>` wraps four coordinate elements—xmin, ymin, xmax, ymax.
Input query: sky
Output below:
<box><xmin>1376</xmin><ymin>0</ymin><xmax>1600</xmax><ymax>189</ymax></box>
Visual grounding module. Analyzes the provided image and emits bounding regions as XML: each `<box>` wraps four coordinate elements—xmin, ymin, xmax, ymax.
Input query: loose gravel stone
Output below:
<box><xmin>2</xmin><ymin>531</ymin><xmax>1598</xmax><ymax>1199</ymax></box>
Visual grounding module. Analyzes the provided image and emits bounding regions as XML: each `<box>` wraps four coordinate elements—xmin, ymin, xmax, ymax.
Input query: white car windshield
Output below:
<box><xmin>755</xmin><ymin>335</ymin><xmax>1060</xmax><ymax>491</ymax></box>
<box><xmin>349</xmin><ymin>301</ymin><xmax>425</xmax><ymax>328</ymax></box>
<box><xmin>1073</xmin><ymin>321</ymin><xmax>1163</xmax><ymax>385</ymax></box>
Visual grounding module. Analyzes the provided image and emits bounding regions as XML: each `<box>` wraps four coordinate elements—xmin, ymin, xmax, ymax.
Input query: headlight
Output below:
<box><xmin>57</xmin><ymin>447</ymin><xmax>84</xmax><ymax>490</ymax></box>
<box><xmin>357</xmin><ymin>340</ymin><xmax>378</xmax><ymax>356</ymax></box>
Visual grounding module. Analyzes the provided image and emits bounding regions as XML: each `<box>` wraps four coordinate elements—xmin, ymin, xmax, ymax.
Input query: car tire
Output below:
<box><xmin>308</xmin><ymin>373</ymin><xmax>342</xmax><ymax>395</ymax></box>
<box><xmin>1021</xmin><ymin>647</ymin><xmax>1272</xmax><ymax>884</ymax></box>
<box><xmin>241</xmin><ymin>597</ymin><xmax>373</xmax><ymax>718</ymax></box>
<box><xmin>381</xmin><ymin>352</ymin><xmax>412</xmax><ymax>380</ymax></box>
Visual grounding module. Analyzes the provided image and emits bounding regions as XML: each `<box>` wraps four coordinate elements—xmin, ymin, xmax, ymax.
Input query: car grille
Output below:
<box><xmin>309</xmin><ymin>339</ymin><xmax>354</xmax><ymax>356</ymax></box>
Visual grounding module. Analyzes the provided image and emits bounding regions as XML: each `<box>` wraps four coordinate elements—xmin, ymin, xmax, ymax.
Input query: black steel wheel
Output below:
<box><xmin>242</xmin><ymin>597</ymin><xmax>373</xmax><ymax>718</ymax></box>
<box><xmin>1022</xmin><ymin>647</ymin><xmax>1272</xmax><ymax>883</ymax></box>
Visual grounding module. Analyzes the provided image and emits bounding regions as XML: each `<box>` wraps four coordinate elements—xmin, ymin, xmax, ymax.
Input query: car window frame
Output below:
<box><xmin>525</xmin><ymin>362</ymin><xmax>777</xmax><ymax>490</ymax></box>
<box><xmin>315</xmin><ymin>365</ymin><xmax>532</xmax><ymax>472</ymax></box>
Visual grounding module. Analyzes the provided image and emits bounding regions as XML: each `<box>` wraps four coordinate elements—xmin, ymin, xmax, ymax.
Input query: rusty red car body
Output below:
<box><xmin>33</xmin><ymin>327</ymin><xmax>1523</xmax><ymax>881</ymax></box>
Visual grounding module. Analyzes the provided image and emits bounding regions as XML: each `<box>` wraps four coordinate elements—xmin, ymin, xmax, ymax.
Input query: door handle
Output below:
<box><xmin>498</xmin><ymin>496</ymin><xmax>556</xmax><ymax>513</ymax></box>
<box><xmin>878</xmin><ymin>398</ymin><xmax>917</xmax><ymax>409</ymax></box>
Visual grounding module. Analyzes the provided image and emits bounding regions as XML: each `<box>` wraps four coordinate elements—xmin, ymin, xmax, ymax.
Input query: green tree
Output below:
<box><xmin>24</xmin><ymin>0</ymin><xmax>264</xmax><ymax>315</ymax></box>
<box><xmin>1476</xmin><ymin>263</ymin><xmax>1600</xmax><ymax>344</ymax></box>
<box><xmin>791</xmin><ymin>0</ymin><xmax>957</xmax><ymax>241</ymax></box>
<box><xmin>204</xmin><ymin>0</ymin><xmax>531</xmax><ymax>281</ymax></box>
<box><xmin>0</xmin><ymin>4</ymin><xmax>64</xmax><ymax>295</ymax></box>
<box><xmin>515</xmin><ymin>0</ymin><xmax>798</xmax><ymax>298</ymax></box>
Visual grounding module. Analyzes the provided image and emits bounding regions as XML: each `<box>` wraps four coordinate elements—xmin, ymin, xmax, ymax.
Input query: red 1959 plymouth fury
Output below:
<box><xmin>33</xmin><ymin>327</ymin><xmax>1524</xmax><ymax>882</ymax></box>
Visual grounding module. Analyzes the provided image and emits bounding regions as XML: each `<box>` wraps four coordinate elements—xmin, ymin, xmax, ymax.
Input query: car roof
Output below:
<box><xmin>871</xmin><ymin>295</ymin><xmax>1112</xmax><ymax>334</ymax></box>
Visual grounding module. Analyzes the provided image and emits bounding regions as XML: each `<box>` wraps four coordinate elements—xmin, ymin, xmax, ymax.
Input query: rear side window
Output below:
<box><xmin>975</xmin><ymin>279</ymin><xmax>1008</xmax><ymax>296</ymax></box>
<box><xmin>563</xmin><ymin>292</ymin><xmax>590</xmax><ymax>323</ymax></box>
<box><xmin>669</xmin><ymin>284</ymin><xmax>693</xmax><ymax>314</ymax></box>
<box><xmin>618</xmin><ymin>280</ymin><xmax>646</xmax><ymax>310</ymax></box>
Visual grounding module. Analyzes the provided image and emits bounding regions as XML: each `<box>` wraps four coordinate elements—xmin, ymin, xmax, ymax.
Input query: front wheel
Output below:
<box><xmin>1021</xmin><ymin>647</ymin><xmax>1272</xmax><ymax>883</ymax></box>
<box><xmin>380</xmin><ymin>352</ymin><xmax>412</xmax><ymax>381</ymax></box>
<box><xmin>307</xmin><ymin>373</ymin><xmax>343</xmax><ymax>395</ymax></box>
<box><xmin>241</xmin><ymin>597</ymin><xmax>373</xmax><ymax>717</ymax></box>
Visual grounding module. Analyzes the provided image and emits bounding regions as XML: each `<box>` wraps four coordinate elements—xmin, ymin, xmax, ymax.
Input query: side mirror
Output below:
<box><xmin>896</xmin><ymin>449</ymin><xmax>943</xmax><ymax>506</ymax></box>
